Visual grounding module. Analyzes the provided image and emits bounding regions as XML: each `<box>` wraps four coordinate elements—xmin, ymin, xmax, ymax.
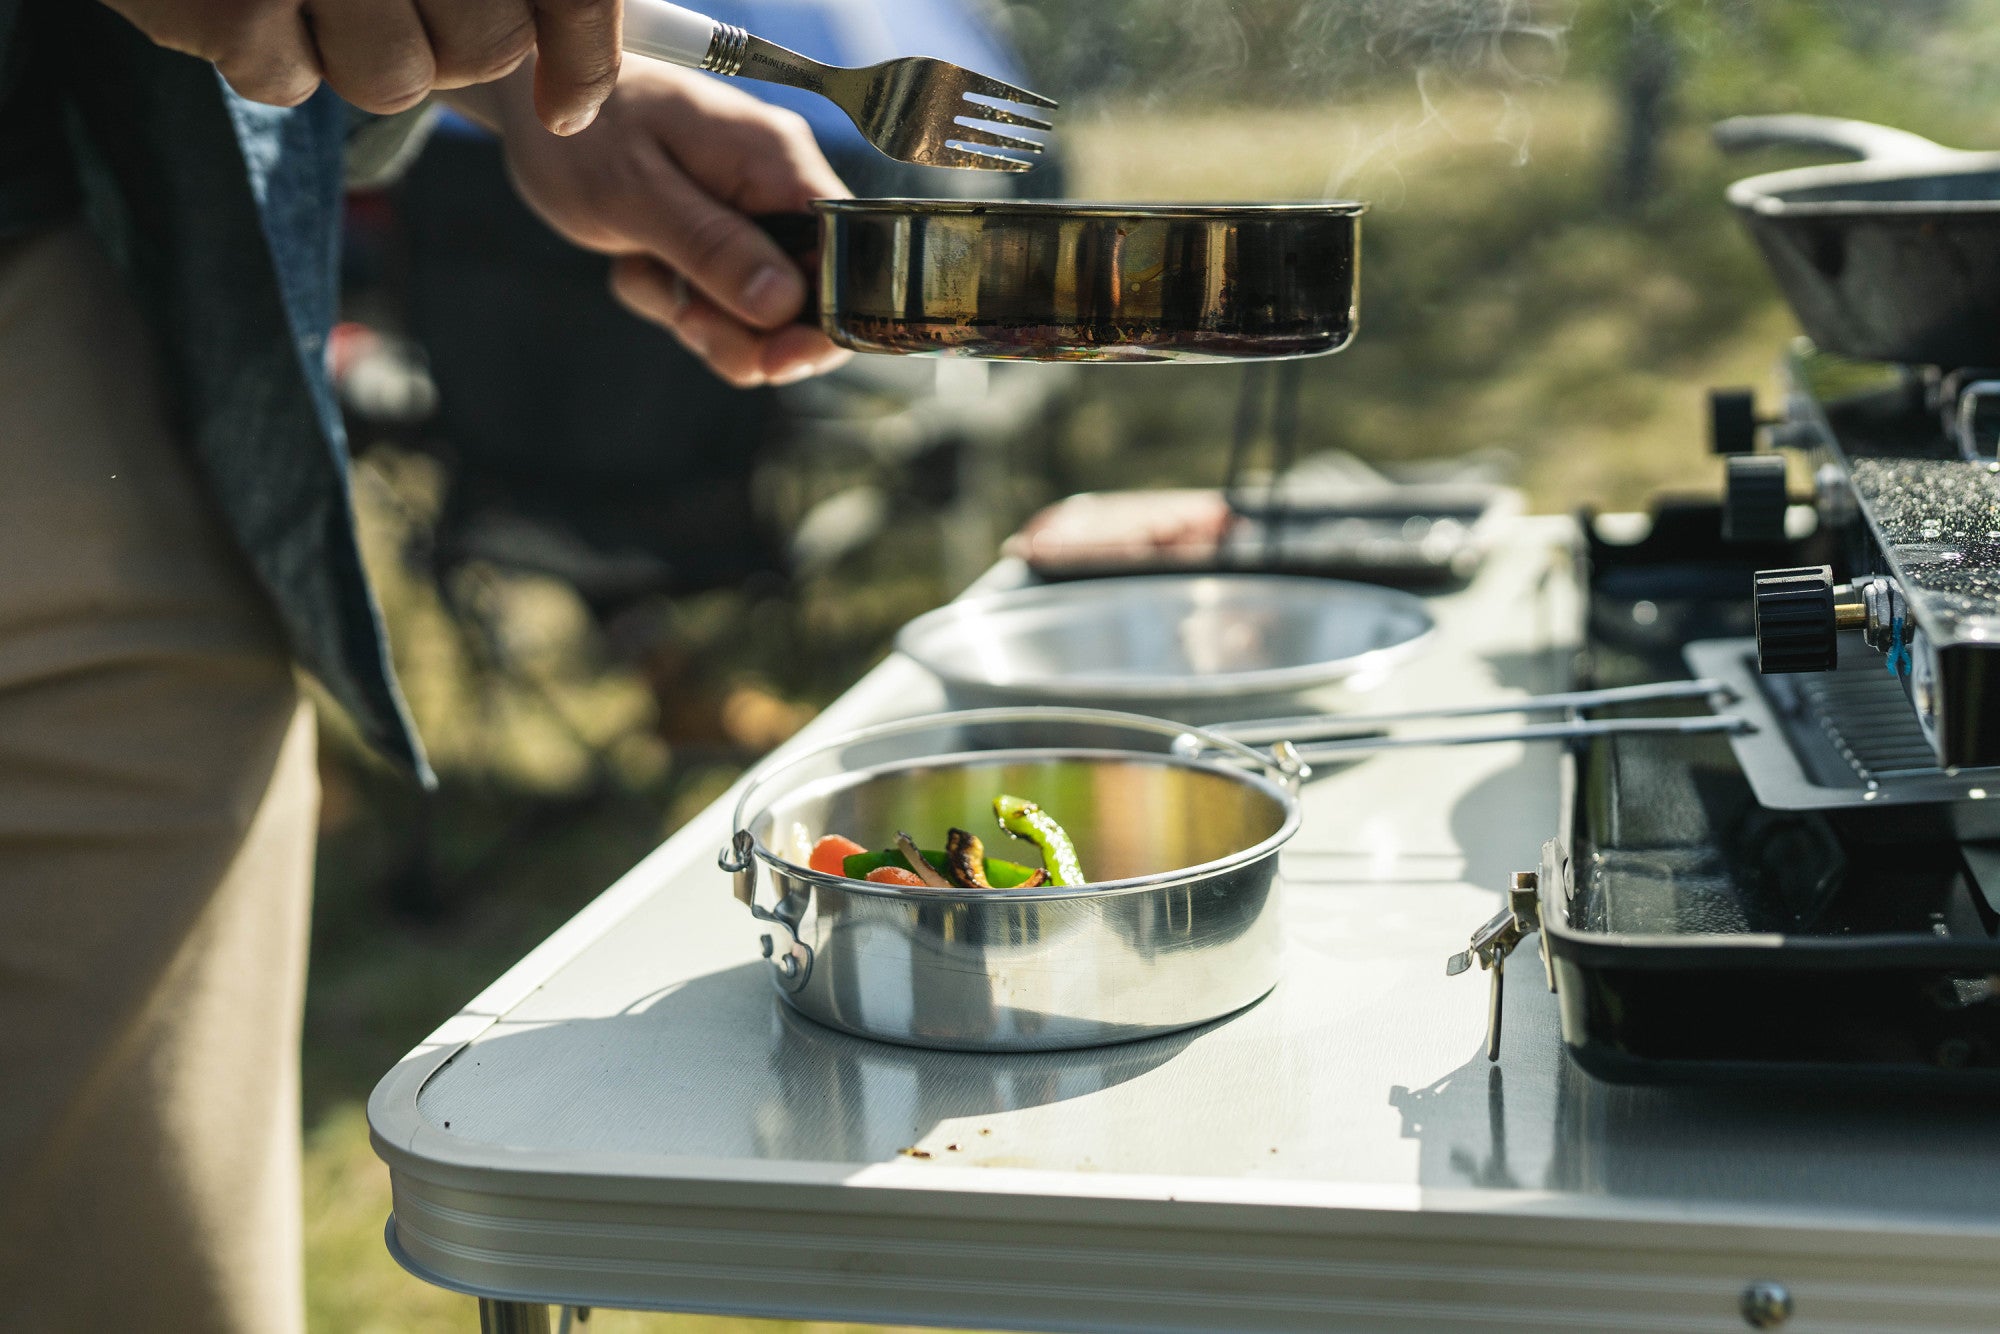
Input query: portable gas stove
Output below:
<box><xmin>1453</xmin><ymin>344</ymin><xmax>2000</xmax><ymax>1086</ymax></box>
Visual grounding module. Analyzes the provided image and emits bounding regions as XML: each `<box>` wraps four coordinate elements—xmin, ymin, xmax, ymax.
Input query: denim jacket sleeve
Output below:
<box><xmin>56</xmin><ymin>3</ymin><xmax>433</xmax><ymax>783</ymax></box>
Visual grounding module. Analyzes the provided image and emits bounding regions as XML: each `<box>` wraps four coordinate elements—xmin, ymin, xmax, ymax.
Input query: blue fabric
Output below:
<box><xmin>50</xmin><ymin>3</ymin><xmax>430</xmax><ymax>780</ymax></box>
<box><xmin>223</xmin><ymin>86</ymin><xmax>350</xmax><ymax>466</ymax></box>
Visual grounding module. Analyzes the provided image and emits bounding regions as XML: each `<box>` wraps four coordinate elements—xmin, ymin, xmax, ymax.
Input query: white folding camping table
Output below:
<box><xmin>369</xmin><ymin>518</ymin><xmax>2000</xmax><ymax>1333</ymax></box>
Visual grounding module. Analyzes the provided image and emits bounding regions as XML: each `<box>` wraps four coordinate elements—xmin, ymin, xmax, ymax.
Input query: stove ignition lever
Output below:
<box><xmin>1445</xmin><ymin>871</ymin><xmax>1544</xmax><ymax>1061</ymax></box>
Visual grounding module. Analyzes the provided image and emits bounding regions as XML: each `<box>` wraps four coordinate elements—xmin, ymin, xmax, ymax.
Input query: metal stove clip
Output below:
<box><xmin>1446</xmin><ymin>861</ymin><xmax>1551</xmax><ymax>1062</ymax></box>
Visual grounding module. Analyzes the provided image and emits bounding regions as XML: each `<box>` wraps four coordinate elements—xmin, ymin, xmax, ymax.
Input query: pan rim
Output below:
<box><xmin>813</xmin><ymin>198</ymin><xmax>1367</xmax><ymax>219</ymax></box>
<box><xmin>1728</xmin><ymin>156</ymin><xmax>2000</xmax><ymax>216</ymax></box>
<box><xmin>747</xmin><ymin>745</ymin><xmax>1303</xmax><ymax>903</ymax></box>
<box><xmin>1739</xmin><ymin>196</ymin><xmax>2000</xmax><ymax>218</ymax></box>
<box><xmin>893</xmin><ymin>573</ymin><xmax>1435</xmax><ymax>703</ymax></box>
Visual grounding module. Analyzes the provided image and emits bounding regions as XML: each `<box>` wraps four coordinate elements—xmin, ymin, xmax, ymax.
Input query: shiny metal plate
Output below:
<box><xmin>895</xmin><ymin>574</ymin><xmax>1435</xmax><ymax>722</ymax></box>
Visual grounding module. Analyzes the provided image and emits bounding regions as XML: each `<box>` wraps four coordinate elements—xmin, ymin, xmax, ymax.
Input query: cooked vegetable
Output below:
<box><xmin>843</xmin><ymin>847</ymin><xmax>1045</xmax><ymax>889</ymax></box>
<box><xmin>993</xmin><ymin>794</ymin><xmax>1085</xmax><ymax>887</ymax></box>
<box><xmin>895</xmin><ymin>831</ymin><xmax>953</xmax><ymax>888</ymax></box>
<box><xmin>944</xmin><ymin>828</ymin><xmax>991</xmax><ymax>889</ymax></box>
<box><xmin>810</xmin><ymin>834</ymin><xmax>867</xmax><ymax>876</ymax></box>
<box><xmin>813</xmin><ymin>794</ymin><xmax>1080</xmax><ymax>891</ymax></box>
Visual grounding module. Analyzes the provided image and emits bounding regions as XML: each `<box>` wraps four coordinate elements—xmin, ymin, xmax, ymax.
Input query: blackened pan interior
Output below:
<box><xmin>815</xmin><ymin>200</ymin><xmax>1362</xmax><ymax>363</ymax></box>
<box><xmin>1731</xmin><ymin>165</ymin><xmax>2000</xmax><ymax>366</ymax></box>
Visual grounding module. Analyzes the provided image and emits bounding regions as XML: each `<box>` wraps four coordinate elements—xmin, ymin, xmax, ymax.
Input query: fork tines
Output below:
<box><xmin>964</xmin><ymin>73</ymin><xmax>1059</xmax><ymax>111</ymax></box>
<box><xmin>953</xmin><ymin>120</ymin><xmax>1046</xmax><ymax>156</ymax></box>
<box><xmin>962</xmin><ymin>102</ymin><xmax>1056</xmax><ymax>133</ymax></box>
<box><xmin>936</xmin><ymin>145</ymin><xmax>1038</xmax><ymax>173</ymax></box>
<box><xmin>951</xmin><ymin>81</ymin><xmax>1056</xmax><ymax>171</ymax></box>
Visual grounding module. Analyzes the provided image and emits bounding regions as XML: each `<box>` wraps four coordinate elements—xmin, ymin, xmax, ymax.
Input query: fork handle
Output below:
<box><xmin>624</xmin><ymin>0</ymin><xmax>740</xmax><ymax>72</ymax></box>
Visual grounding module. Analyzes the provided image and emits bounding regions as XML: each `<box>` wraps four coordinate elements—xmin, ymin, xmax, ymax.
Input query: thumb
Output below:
<box><xmin>533</xmin><ymin>0</ymin><xmax>622</xmax><ymax>134</ymax></box>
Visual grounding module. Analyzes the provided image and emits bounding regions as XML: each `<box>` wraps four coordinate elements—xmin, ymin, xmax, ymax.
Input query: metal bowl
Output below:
<box><xmin>723</xmin><ymin>710</ymin><xmax>1302</xmax><ymax>1051</ymax></box>
<box><xmin>895</xmin><ymin>574</ymin><xmax>1434</xmax><ymax>722</ymax></box>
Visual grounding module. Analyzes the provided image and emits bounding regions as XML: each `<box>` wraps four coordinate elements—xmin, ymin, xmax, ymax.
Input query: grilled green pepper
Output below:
<box><xmin>993</xmin><ymin>794</ymin><xmax>1085</xmax><ymax>887</ymax></box>
<box><xmin>843</xmin><ymin>847</ymin><xmax>1045</xmax><ymax>889</ymax></box>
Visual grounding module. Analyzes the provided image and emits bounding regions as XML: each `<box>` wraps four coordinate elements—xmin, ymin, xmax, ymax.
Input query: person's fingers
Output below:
<box><xmin>212</xmin><ymin>2</ymin><xmax>323</xmax><ymax>108</ymax></box>
<box><xmin>609</xmin><ymin>257</ymin><xmax>848</xmax><ymax>387</ymax></box>
<box><xmin>611</xmin><ymin>255</ymin><xmax>768</xmax><ymax>387</ymax></box>
<box><xmin>761</xmin><ymin>325</ymin><xmax>853</xmax><ymax>384</ymax></box>
<box><xmin>305</xmin><ymin>0</ymin><xmax>435</xmax><ymax>113</ymax></box>
<box><xmin>748</xmin><ymin>109</ymin><xmax>851</xmax><ymax>207</ymax></box>
<box><xmin>413</xmin><ymin>0</ymin><xmax>537</xmax><ymax>88</ymax></box>
<box><xmin>655</xmin><ymin>82</ymin><xmax>849</xmax><ymax>212</ymax></box>
<box><xmin>532</xmin><ymin>0</ymin><xmax>622</xmax><ymax>135</ymax></box>
<box><xmin>619</xmin><ymin>151</ymin><xmax>816</xmax><ymax>332</ymax></box>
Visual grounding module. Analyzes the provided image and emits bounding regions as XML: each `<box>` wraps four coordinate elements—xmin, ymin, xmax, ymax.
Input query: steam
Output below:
<box><xmin>1299</xmin><ymin>0</ymin><xmax>1574</xmax><ymax>196</ymax></box>
<box><xmin>1003</xmin><ymin>0</ymin><xmax>1573</xmax><ymax>195</ymax></box>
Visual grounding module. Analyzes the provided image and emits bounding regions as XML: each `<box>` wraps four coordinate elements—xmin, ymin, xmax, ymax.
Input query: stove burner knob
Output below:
<box><xmin>1754</xmin><ymin>566</ymin><xmax>1865</xmax><ymax>673</ymax></box>
<box><xmin>1711</xmin><ymin>388</ymin><xmax>1761</xmax><ymax>455</ymax></box>
<box><xmin>1755</xmin><ymin>566</ymin><xmax>1835</xmax><ymax>673</ymax></box>
<box><xmin>1723</xmin><ymin>455</ymin><xmax>1790</xmax><ymax>543</ymax></box>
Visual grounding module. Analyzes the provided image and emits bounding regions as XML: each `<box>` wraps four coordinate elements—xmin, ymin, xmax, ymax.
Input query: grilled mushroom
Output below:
<box><xmin>944</xmin><ymin>828</ymin><xmax>993</xmax><ymax>889</ymax></box>
<box><xmin>894</xmin><ymin>831</ymin><xmax>953</xmax><ymax>888</ymax></box>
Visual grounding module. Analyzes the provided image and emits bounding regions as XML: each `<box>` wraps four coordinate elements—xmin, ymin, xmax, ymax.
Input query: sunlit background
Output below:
<box><xmin>309</xmin><ymin>1</ymin><xmax>2000</xmax><ymax>1327</ymax></box>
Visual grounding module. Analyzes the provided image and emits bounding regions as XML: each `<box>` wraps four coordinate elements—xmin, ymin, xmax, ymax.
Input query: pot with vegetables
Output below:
<box><xmin>723</xmin><ymin>710</ymin><xmax>1302</xmax><ymax>1051</ymax></box>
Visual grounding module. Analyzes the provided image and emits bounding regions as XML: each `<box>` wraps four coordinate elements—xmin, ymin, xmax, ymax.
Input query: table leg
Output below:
<box><xmin>477</xmin><ymin>1299</ymin><xmax>552</xmax><ymax>1333</ymax></box>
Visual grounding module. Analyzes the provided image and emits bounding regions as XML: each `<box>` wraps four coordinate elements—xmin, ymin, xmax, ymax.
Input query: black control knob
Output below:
<box><xmin>1723</xmin><ymin>454</ymin><xmax>1789</xmax><ymax>543</ymax></box>
<box><xmin>1754</xmin><ymin>566</ymin><xmax>1838</xmax><ymax>674</ymax></box>
<box><xmin>1710</xmin><ymin>388</ymin><xmax>1760</xmax><ymax>455</ymax></box>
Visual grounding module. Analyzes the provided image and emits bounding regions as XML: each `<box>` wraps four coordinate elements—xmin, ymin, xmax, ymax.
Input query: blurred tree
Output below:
<box><xmin>1606</xmin><ymin>3</ymin><xmax>1678</xmax><ymax>210</ymax></box>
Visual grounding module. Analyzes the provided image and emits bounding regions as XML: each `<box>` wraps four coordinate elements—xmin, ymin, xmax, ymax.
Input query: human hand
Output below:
<box><xmin>97</xmin><ymin>0</ymin><xmax>621</xmax><ymax>134</ymax></box>
<box><xmin>465</xmin><ymin>59</ymin><xmax>852</xmax><ymax>388</ymax></box>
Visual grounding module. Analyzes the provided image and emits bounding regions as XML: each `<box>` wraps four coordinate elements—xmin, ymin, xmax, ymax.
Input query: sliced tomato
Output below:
<box><xmin>809</xmin><ymin>835</ymin><xmax>868</xmax><ymax>876</ymax></box>
<box><xmin>864</xmin><ymin>866</ymin><xmax>926</xmax><ymax>887</ymax></box>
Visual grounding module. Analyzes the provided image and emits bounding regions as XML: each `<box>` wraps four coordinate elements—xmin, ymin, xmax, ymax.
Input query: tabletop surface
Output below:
<box><xmin>370</xmin><ymin>519</ymin><xmax>2000</xmax><ymax>1330</ymax></box>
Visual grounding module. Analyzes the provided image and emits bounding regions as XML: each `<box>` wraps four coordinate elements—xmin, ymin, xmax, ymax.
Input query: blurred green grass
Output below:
<box><xmin>307</xmin><ymin>4</ymin><xmax>2000</xmax><ymax>1325</ymax></box>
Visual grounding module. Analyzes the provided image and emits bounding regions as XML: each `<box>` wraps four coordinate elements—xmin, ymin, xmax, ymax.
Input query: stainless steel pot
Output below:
<box><xmin>722</xmin><ymin>710</ymin><xmax>1304</xmax><ymax>1051</ymax></box>
<box><xmin>763</xmin><ymin>200</ymin><xmax>1363</xmax><ymax>363</ymax></box>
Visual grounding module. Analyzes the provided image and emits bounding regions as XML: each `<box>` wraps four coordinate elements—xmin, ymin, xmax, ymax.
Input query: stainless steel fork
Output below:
<box><xmin>623</xmin><ymin>0</ymin><xmax>1055</xmax><ymax>172</ymax></box>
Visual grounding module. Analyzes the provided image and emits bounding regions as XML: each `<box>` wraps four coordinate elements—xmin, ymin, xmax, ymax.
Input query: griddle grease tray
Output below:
<box><xmin>1686</xmin><ymin>638</ymin><xmax>2000</xmax><ymax>827</ymax></box>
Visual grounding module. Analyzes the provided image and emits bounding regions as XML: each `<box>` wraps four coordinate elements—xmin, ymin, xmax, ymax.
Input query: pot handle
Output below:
<box><xmin>719</xmin><ymin>830</ymin><xmax>814</xmax><ymax>990</ymax></box>
<box><xmin>753</xmin><ymin>213</ymin><xmax>823</xmax><ymax>323</ymax></box>
<box><xmin>1712</xmin><ymin>114</ymin><xmax>1962</xmax><ymax>164</ymax></box>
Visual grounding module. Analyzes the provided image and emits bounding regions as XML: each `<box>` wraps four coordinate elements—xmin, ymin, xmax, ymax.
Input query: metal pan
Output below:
<box><xmin>762</xmin><ymin>199</ymin><xmax>1362</xmax><ymax>363</ymax></box>
<box><xmin>1717</xmin><ymin>114</ymin><xmax>2000</xmax><ymax>367</ymax></box>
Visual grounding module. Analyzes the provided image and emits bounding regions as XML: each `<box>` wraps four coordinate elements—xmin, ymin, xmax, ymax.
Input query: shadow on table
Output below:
<box><xmin>419</xmin><ymin>961</ymin><xmax>1202</xmax><ymax>1165</ymax></box>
